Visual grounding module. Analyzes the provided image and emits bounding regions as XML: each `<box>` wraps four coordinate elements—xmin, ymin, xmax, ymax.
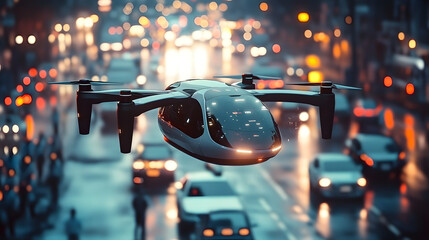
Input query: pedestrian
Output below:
<box><xmin>132</xmin><ymin>190</ymin><xmax>149</xmax><ymax>240</ymax></box>
<box><xmin>65</xmin><ymin>208</ymin><xmax>82</xmax><ymax>240</ymax></box>
<box><xmin>48</xmin><ymin>152</ymin><xmax>62</xmax><ymax>206</ymax></box>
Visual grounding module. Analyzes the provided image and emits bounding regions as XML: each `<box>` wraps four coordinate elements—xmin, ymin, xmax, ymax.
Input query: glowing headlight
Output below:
<box><xmin>12</xmin><ymin>124</ymin><xmax>19</xmax><ymax>133</ymax></box>
<box><xmin>136</xmin><ymin>75</ymin><xmax>147</xmax><ymax>85</ymax></box>
<box><xmin>2</xmin><ymin>125</ymin><xmax>9</xmax><ymax>134</ymax></box>
<box><xmin>319</xmin><ymin>177</ymin><xmax>331</xmax><ymax>187</ymax></box>
<box><xmin>299</xmin><ymin>111</ymin><xmax>310</xmax><ymax>122</ymax></box>
<box><xmin>357</xmin><ymin>177</ymin><xmax>367</xmax><ymax>187</ymax></box>
<box><xmin>133</xmin><ymin>160</ymin><xmax>144</xmax><ymax>170</ymax></box>
<box><xmin>164</xmin><ymin>160</ymin><xmax>177</xmax><ymax>171</ymax></box>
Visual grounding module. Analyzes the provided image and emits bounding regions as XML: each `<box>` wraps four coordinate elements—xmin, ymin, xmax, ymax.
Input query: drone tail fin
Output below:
<box><xmin>117</xmin><ymin>102</ymin><xmax>135</xmax><ymax>153</ymax></box>
<box><xmin>318</xmin><ymin>94</ymin><xmax>335</xmax><ymax>139</ymax></box>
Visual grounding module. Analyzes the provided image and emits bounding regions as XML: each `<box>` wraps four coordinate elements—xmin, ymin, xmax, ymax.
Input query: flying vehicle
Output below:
<box><xmin>50</xmin><ymin>74</ymin><xmax>359</xmax><ymax>165</ymax></box>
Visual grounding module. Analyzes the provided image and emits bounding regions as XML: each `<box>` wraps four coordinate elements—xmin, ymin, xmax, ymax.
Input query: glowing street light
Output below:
<box><xmin>298</xmin><ymin>12</ymin><xmax>309</xmax><ymax>23</ymax></box>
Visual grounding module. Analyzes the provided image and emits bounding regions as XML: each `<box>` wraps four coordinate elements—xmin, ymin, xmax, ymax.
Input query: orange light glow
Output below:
<box><xmin>49</xmin><ymin>68</ymin><xmax>58</xmax><ymax>78</ymax></box>
<box><xmin>22</xmin><ymin>94</ymin><xmax>32</xmax><ymax>104</ymax></box>
<box><xmin>239</xmin><ymin>228</ymin><xmax>250</xmax><ymax>236</ymax></box>
<box><xmin>400</xmin><ymin>183</ymin><xmax>407</xmax><ymax>195</ymax></box>
<box><xmin>259</xmin><ymin>2</ymin><xmax>268</xmax><ymax>12</ymax></box>
<box><xmin>360</xmin><ymin>154</ymin><xmax>374</xmax><ymax>166</ymax></box>
<box><xmin>23</xmin><ymin>77</ymin><xmax>31</xmax><ymax>85</ymax></box>
<box><xmin>221</xmin><ymin>228</ymin><xmax>233</xmax><ymax>236</ymax></box>
<box><xmin>26</xmin><ymin>185</ymin><xmax>32</xmax><ymax>192</ymax></box>
<box><xmin>345</xmin><ymin>16</ymin><xmax>352</xmax><ymax>24</ymax></box>
<box><xmin>406</xmin><ymin>83</ymin><xmax>414</xmax><ymax>95</ymax></box>
<box><xmin>384</xmin><ymin>76</ymin><xmax>392</xmax><ymax>87</ymax></box>
<box><xmin>24</xmin><ymin>156</ymin><xmax>31</xmax><ymax>164</ymax></box>
<box><xmin>272</xmin><ymin>44</ymin><xmax>281</xmax><ymax>53</ymax></box>
<box><xmin>50</xmin><ymin>152</ymin><xmax>57</xmax><ymax>160</ymax></box>
<box><xmin>203</xmin><ymin>229</ymin><xmax>214</xmax><ymax>237</ymax></box>
<box><xmin>39</xmin><ymin>70</ymin><xmax>47</xmax><ymax>79</ymax></box>
<box><xmin>15</xmin><ymin>96</ymin><xmax>24</xmax><ymax>107</ymax></box>
<box><xmin>0</xmin><ymin>191</ymin><xmax>2</xmax><ymax>201</ymax></box>
<box><xmin>35</xmin><ymin>82</ymin><xmax>45</xmax><ymax>92</ymax></box>
<box><xmin>383</xmin><ymin>108</ymin><xmax>394</xmax><ymax>130</ymax></box>
<box><xmin>50</xmin><ymin>96</ymin><xmax>57</xmax><ymax>107</ymax></box>
<box><xmin>399</xmin><ymin>151</ymin><xmax>406</xmax><ymax>160</ymax></box>
<box><xmin>9</xmin><ymin>169</ymin><xmax>15</xmax><ymax>177</ymax></box>
<box><xmin>16</xmin><ymin>85</ymin><xmax>23</xmax><ymax>93</ymax></box>
<box><xmin>133</xmin><ymin>177</ymin><xmax>143</xmax><ymax>184</ymax></box>
<box><xmin>5</xmin><ymin>97</ymin><xmax>12</xmax><ymax>106</ymax></box>
<box><xmin>26</xmin><ymin>114</ymin><xmax>34</xmax><ymax>140</ymax></box>
<box><xmin>256</xmin><ymin>81</ymin><xmax>265</xmax><ymax>89</ymax></box>
<box><xmin>297</xmin><ymin>12</ymin><xmax>310</xmax><ymax>22</ymax></box>
<box><xmin>36</xmin><ymin>97</ymin><xmax>46</xmax><ymax>111</ymax></box>
<box><xmin>308</xmin><ymin>71</ymin><xmax>323</xmax><ymax>83</ymax></box>
<box><xmin>28</xmin><ymin>68</ymin><xmax>37</xmax><ymax>77</ymax></box>
<box><xmin>152</xmin><ymin>41</ymin><xmax>160</xmax><ymax>50</ymax></box>
<box><xmin>305</xmin><ymin>55</ymin><xmax>321</xmax><ymax>68</ymax></box>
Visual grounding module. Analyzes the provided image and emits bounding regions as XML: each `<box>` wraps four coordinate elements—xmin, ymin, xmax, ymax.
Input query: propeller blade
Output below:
<box><xmin>284</xmin><ymin>82</ymin><xmax>321</xmax><ymax>86</ymax></box>
<box><xmin>333</xmin><ymin>84</ymin><xmax>362</xmax><ymax>90</ymax></box>
<box><xmin>213</xmin><ymin>74</ymin><xmax>281</xmax><ymax>80</ymax></box>
<box><xmin>213</xmin><ymin>75</ymin><xmax>242</xmax><ymax>79</ymax></box>
<box><xmin>48</xmin><ymin>79</ymin><xmax>121</xmax><ymax>85</ymax></box>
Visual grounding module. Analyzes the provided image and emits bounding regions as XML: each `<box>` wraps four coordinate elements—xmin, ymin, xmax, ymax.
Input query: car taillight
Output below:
<box><xmin>221</xmin><ymin>228</ymin><xmax>233</xmax><ymax>236</ymax></box>
<box><xmin>203</xmin><ymin>229</ymin><xmax>214</xmax><ymax>237</ymax></box>
<box><xmin>360</xmin><ymin>154</ymin><xmax>374</xmax><ymax>167</ymax></box>
<box><xmin>239</xmin><ymin>228</ymin><xmax>250</xmax><ymax>236</ymax></box>
<box><xmin>399</xmin><ymin>151</ymin><xmax>406</xmax><ymax>160</ymax></box>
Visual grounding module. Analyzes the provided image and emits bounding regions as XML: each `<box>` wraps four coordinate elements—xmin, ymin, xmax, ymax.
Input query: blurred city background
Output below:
<box><xmin>1</xmin><ymin>0</ymin><xmax>429</xmax><ymax>239</ymax></box>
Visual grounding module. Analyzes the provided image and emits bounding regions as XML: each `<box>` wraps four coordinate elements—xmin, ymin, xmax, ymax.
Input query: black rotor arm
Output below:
<box><xmin>249</xmin><ymin>89</ymin><xmax>335</xmax><ymax>139</ymax></box>
<box><xmin>117</xmin><ymin>91</ymin><xmax>189</xmax><ymax>153</ymax></box>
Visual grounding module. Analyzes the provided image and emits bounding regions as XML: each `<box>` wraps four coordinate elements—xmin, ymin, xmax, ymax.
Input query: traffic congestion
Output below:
<box><xmin>1</xmin><ymin>0</ymin><xmax>429</xmax><ymax>239</ymax></box>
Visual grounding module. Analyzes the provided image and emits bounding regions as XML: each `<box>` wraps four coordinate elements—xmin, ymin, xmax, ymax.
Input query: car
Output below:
<box><xmin>132</xmin><ymin>142</ymin><xmax>177</xmax><ymax>188</ymax></box>
<box><xmin>352</xmin><ymin>97</ymin><xmax>382</xmax><ymax>133</ymax></box>
<box><xmin>176</xmin><ymin>171</ymin><xmax>243</xmax><ymax>237</ymax></box>
<box><xmin>199</xmin><ymin>210</ymin><xmax>254</xmax><ymax>240</ymax></box>
<box><xmin>309</xmin><ymin>153</ymin><xmax>367</xmax><ymax>198</ymax></box>
<box><xmin>278</xmin><ymin>102</ymin><xmax>310</xmax><ymax>127</ymax></box>
<box><xmin>345</xmin><ymin>134</ymin><xmax>406</xmax><ymax>173</ymax></box>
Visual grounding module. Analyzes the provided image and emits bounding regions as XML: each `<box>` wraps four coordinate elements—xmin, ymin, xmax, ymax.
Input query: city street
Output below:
<box><xmin>1</xmin><ymin>1</ymin><xmax>429</xmax><ymax>240</ymax></box>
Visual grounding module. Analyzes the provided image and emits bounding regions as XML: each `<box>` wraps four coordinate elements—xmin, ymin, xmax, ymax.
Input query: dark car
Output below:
<box><xmin>345</xmin><ymin>134</ymin><xmax>406</xmax><ymax>174</ymax></box>
<box><xmin>352</xmin><ymin>98</ymin><xmax>383</xmax><ymax>133</ymax></box>
<box><xmin>199</xmin><ymin>210</ymin><xmax>254</xmax><ymax>240</ymax></box>
<box><xmin>132</xmin><ymin>142</ymin><xmax>176</xmax><ymax>187</ymax></box>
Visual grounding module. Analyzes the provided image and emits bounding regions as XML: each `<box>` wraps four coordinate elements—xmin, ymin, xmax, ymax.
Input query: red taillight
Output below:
<box><xmin>360</xmin><ymin>154</ymin><xmax>374</xmax><ymax>167</ymax></box>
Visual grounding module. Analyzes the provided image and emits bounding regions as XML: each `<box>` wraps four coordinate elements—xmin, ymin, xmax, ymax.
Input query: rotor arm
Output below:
<box><xmin>76</xmin><ymin>89</ymin><xmax>166</xmax><ymax>134</ymax></box>
<box><xmin>117</xmin><ymin>91</ymin><xmax>189</xmax><ymax>153</ymax></box>
<box><xmin>249</xmin><ymin>89</ymin><xmax>335</xmax><ymax>139</ymax></box>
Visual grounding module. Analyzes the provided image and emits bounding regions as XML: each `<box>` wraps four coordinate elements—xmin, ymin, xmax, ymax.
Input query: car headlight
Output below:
<box><xmin>133</xmin><ymin>160</ymin><xmax>144</xmax><ymax>170</ymax></box>
<box><xmin>164</xmin><ymin>160</ymin><xmax>177</xmax><ymax>171</ymax></box>
<box><xmin>2</xmin><ymin>125</ymin><xmax>9</xmax><ymax>134</ymax></box>
<box><xmin>12</xmin><ymin>124</ymin><xmax>19</xmax><ymax>133</ymax></box>
<box><xmin>319</xmin><ymin>177</ymin><xmax>331</xmax><ymax>187</ymax></box>
<box><xmin>136</xmin><ymin>75</ymin><xmax>147</xmax><ymax>86</ymax></box>
<box><xmin>299</xmin><ymin>111</ymin><xmax>309</xmax><ymax>122</ymax></box>
<box><xmin>357</xmin><ymin>177</ymin><xmax>367</xmax><ymax>187</ymax></box>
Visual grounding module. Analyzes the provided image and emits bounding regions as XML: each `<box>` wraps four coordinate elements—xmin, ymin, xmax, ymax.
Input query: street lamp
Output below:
<box><xmin>298</xmin><ymin>12</ymin><xmax>309</xmax><ymax>23</ymax></box>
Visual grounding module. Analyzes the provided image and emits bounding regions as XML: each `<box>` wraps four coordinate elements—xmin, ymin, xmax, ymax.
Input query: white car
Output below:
<box><xmin>176</xmin><ymin>171</ymin><xmax>243</xmax><ymax>237</ymax></box>
<box><xmin>309</xmin><ymin>153</ymin><xmax>367</xmax><ymax>198</ymax></box>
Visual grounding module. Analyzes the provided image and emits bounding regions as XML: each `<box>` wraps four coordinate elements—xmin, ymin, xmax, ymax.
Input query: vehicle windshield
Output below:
<box><xmin>208</xmin><ymin>212</ymin><xmax>248</xmax><ymax>230</ymax></box>
<box><xmin>323</xmin><ymin>161</ymin><xmax>360</xmax><ymax>172</ymax></box>
<box><xmin>187</xmin><ymin>181</ymin><xmax>236</xmax><ymax>197</ymax></box>
<box><xmin>206</xmin><ymin>94</ymin><xmax>280</xmax><ymax>149</ymax></box>
<box><xmin>142</xmin><ymin>146</ymin><xmax>171</xmax><ymax>160</ymax></box>
<box><xmin>361</xmin><ymin>138</ymin><xmax>399</xmax><ymax>153</ymax></box>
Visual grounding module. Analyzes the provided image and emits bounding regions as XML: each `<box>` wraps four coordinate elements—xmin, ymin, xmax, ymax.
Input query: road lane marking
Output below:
<box><xmin>277</xmin><ymin>222</ymin><xmax>287</xmax><ymax>230</ymax></box>
<box><xmin>259</xmin><ymin>167</ymin><xmax>289</xmax><ymax>200</ymax></box>
<box><xmin>259</xmin><ymin>198</ymin><xmax>272</xmax><ymax>212</ymax></box>
<box><xmin>370</xmin><ymin>206</ymin><xmax>381</xmax><ymax>216</ymax></box>
<box><xmin>270</xmin><ymin>212</ymin><xmax>279</xmax><ymax>221</ymax></box>
<box><xmin>387</xmin><ymin>224</ymin><xmax>401</xmax><ymax>237</ymax></box>
<box><xmin>287</xmin><ymin>232</ymin><xmax>298</xmax><ymax>240</ymax></box>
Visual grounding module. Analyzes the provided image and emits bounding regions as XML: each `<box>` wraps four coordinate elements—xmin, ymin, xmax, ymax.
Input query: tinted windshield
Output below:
<box><xmin>206</xmin><ymin>94</ymin><xmax>280</xmax><ymax>149</ymax></box>
<box><xmin>142</xmin><ymin>145</ymin><xmax>171</xmax><ymax>160</ymax></box>
<box><xmin>323</xmin><ymin>161</ymin><xmax>360</xmax><ymax>172</ymax></box>
<box><xmin>361</xmin><ymin>138</ymin><xmax>399</xmax><ymax>153</ymax></box>
<box><xmin>187</xmin><ymin>181</ymin><xmax>236</xmax><ymax>197</ymax></box>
